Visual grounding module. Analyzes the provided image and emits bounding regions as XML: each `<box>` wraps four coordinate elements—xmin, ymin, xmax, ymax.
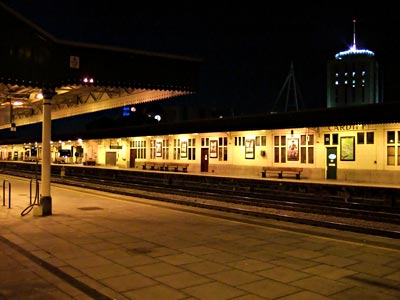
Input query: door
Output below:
<box><xmin>201</xmin><ymin>148</ymin><xmax>209</xmax><ymax>172</ymax></box>
<box><xmin>105</xmin><ymin>152</ymin><xmax>117</xmax><ymax>166</ymax></box>
<box><xmin>129</xmin><ymin>149</ymin><xmax>137</xmax><ymax>168</ymax></box>
<box><xmin>326</xmin><ymin>147</ymin><xmax>337</xmax><ymax>179</ymax></box>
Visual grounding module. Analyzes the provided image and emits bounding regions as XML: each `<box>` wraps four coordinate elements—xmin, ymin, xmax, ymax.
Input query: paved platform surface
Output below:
<box><xmin>1</xmin><ymin>175</ymin><xmax>399</xmax><ymax>300</ymax></box>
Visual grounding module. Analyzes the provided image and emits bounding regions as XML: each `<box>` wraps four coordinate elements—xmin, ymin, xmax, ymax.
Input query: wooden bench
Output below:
<box><xmin>83</xmin><ymin>160</ymin><xmax>96</xmax><ymax>166</ymax></box>
<box><xmin>261</xmin><ymin>166</ymin><xmax>303</xmax><ymax>179</ymax></box>
<box><xmin>167</xmin><ymin>163</ymin><xmax>189</xmax><ymax>172</ymax></box>
<box><xmin>142</xmin><ymin>162</ymin><xmax>188</xmax><ymax>172</ymax></box>
<box><xmin>142</xmin><ymin>161</ymin><xmax>165</xmax><ymax>170</ymax></box>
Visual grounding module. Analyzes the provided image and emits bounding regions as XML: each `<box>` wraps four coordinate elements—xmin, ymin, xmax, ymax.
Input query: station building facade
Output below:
<box><xmin>1</xmin><ymin>110</ymin><xmax>400</xmax><ymax>185</ymax></box>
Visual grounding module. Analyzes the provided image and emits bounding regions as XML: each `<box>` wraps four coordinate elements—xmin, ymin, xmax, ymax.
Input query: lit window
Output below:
<box><xmin>388</xmin><ymin>131</ymin><xmax>395</xmax><ymax>143</ymax></box>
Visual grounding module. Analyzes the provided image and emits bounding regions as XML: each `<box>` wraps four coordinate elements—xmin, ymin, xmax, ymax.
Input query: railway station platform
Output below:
<box><xmin>1</xmin><ymin>161</ymin><xmax>400</xmax><ymax>210</ymax></box>
<box><xmin>0</xmin><ymin>175</ymin><xmax>399</xmax><ymax>300</ymax></box>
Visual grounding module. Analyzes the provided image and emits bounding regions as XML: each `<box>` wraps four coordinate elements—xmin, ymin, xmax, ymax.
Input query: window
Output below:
<box><xmin>150</xmin><ymin>139</ymin><xmax>156</xmax><ymax>159</ymax></box>
<box><xmin>255</xmin><ymin>135</ymin><xmax>267</xmax><ymax>146</ymax></box>
<box><xmin>274</xmin><ymin>136</ymin><xmax>279</xmax><ymax>163</ymax></box>
<box><xmin>325</xmin><ymin>133</ymin><xmax>338</xmax><ymax>145</ymax></box>
<box><xmin>386</xmin><ymin>131</ymin><xmax>400</xmax><ymax>166</ymax></box>
<box><xmin>235</xmin><ymin>136</ymin><xmax>258</xmax><ymax>147</ymax></box>
<box><xmin>300</xmin><ymin>134</ymin><xmax>314</xmax><ymax>164</ymax></box>
<box><xmin>274</xmin><ymin>135</ymin><xmax>286</xmax><ymax>163</ymax></box>
<box><xmin>387</xmin><ymin>146</ymin><xmax>395</xmax><ymax>165</ymax></box>
<box><xmin>218</xmin><ymin>137</ymin><xmax>228</xmax><ymax>161</ymax></box>
<box><xmin>308</xmin><ymin>147</ymin><xmax>314</xmax><ymax>164</ymax></box>
<box><xmin>324</xmin><ymin>134</ymin><xmax>330</xmax><ymax>145</ymax></box>
<box><xmin>357</xmin><ymin>132</ymin><xmax>365</xmax><ymax>144</ymax></box>
<box><xmin>188</xmin><ymin>138</ymin><xmax>196</xmax><ymax>160</ymax></box>
<box><xmin>366</xmin><ymin>132</ymin><xmax>374</xmax><ymax>144</ymax></box>
<box><xmin>332</xmin><ymin>134</ymin><xmax>339</xmax><ymax>145</ymax></box>
<box><xmin>130</xmin><ymin>140</ymin><xmax>146</xmax><ymax>159</ymax></box>
<box><xmin>388</xmin><ymin>131</ymin><xmax>395</xmax><ymax>143</ymax></box>
<box><xmin>261</xmin><ymin>136</ymin><xmax>266</xmax><ymax>146</ymax></box>
<box><xmin>357</xmin><ymin>132</ymin><xmax>374</xmax><ymax>145</ymax></box>
<box><xmin>201</xmin><ymin>137</ymin><xmax>209</xmax><ymax>147</ymax></box>
<box><xmin>235</xmin><ymin>136</ymin><xmax>243</xmax><ymax>146</ymax></box>
<box><xmin>173</xmin><ymin>139</ymin><xmax>181</xmax><ymax>160</ymax></box>
<box><xmin>162</xmin><ymin>139</ymin><xmax>169</xmax><ymax>159</ymax></box>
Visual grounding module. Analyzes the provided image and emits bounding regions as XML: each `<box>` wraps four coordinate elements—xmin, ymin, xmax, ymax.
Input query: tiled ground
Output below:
<box><xmin>0</xmin><ymin>176</ymin><xmax>399</xmax><ymax>300</ymax></box>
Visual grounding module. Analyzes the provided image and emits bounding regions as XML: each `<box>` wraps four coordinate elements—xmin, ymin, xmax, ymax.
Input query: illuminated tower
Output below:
<box><xmin>327</xmin><ymin>20</ymin><xmax>382</xmax><ymax>108</ymax></box>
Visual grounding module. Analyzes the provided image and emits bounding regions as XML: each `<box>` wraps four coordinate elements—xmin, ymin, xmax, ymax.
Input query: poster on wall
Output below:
<box><xmin>156</xmin><ymin>142</ymin><xmax>162</xmax><ymax>157</ymax></box>
<box><xmin>340</xmin><ymin>136</ymin><xmax>355</xmax><ymax>161</ymax></box>
<box><xmin>245</xmin><ymin>139</ymin><xmax>255</xmax><ymax>159</ymax></box>
<box><xmin>210</xmin><ymin>140</ymin><xmax>218</xmax><ymax>158</ymax></box>
<box><xmin>181</xmin><ymin>141</ymin><xmax>187</xmax><ymax>158</ymax></box>
<box><xmin>287</xmin><ymin>138</ymin><xmax>299</xmax><ymax>161</ymax></box>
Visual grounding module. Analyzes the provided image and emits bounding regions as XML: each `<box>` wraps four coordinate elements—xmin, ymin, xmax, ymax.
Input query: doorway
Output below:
<box><xmin>105</xmin><ymin>152</ymin><xmax>117</xmax><ymax>166</ymax></box>
<box><xmin>129</xmin><ymin>149</ymin><xmax>137</xmax><ymax>168</ymax></box>
<box><xmin>326</xmin><ymin>147</ymin><xmax>337</xmax><ymax>179</ymax></box>
<box><xmin>201</xmin><ymin>148</ymin><xmax>209</xmax><ymax>172</ymax></box>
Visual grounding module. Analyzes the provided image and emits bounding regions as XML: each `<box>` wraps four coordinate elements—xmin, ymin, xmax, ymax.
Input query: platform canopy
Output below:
<box><xmin>0</xmin><ymin>2</ymin><xmax>201</xmax><ymax>129</ymax></box>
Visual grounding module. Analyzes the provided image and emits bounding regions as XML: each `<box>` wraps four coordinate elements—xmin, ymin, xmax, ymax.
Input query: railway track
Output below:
<box><xmin>2</xmin><ymin>167</ymin><xmax>400</xmax><ymax>238</ymax></box>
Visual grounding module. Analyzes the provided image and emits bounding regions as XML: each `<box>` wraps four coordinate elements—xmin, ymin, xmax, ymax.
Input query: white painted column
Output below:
<box><xmin>40</xmin><ymin>95</ymin><xmax>52</xmax><ymax>216</ymax></box>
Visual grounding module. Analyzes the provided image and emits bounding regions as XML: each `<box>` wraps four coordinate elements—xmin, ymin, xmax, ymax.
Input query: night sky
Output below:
<box><xmin>3</xmin><ymin>1</ymin><xmax>400</xmax><ymax>115</ymax></box>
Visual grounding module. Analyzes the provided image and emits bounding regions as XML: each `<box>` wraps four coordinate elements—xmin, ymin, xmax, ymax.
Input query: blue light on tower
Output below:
<box><xmin>335</xmin><ymin>19</ymin><xmax>375</xmax><ymax>60</ymax></box>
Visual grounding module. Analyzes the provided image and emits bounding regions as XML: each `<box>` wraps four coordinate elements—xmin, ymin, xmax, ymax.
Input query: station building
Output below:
<box><xmin>1</xmin><ymin>101</ymin><xmax>400</xmax><ymax>185</ymax></box>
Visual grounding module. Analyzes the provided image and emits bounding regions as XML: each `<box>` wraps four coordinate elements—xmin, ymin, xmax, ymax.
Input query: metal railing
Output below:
<box><xmin>30</xmin><ymin>178</ymin><xmax>40</xmax><ymax>205</ymax></box>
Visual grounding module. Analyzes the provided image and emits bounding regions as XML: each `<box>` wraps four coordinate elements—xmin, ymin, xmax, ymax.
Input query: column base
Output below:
<box><xmin>39</xmin><ymin>196</ymin><xmax>52</xmax><ymax>216</ymax></box>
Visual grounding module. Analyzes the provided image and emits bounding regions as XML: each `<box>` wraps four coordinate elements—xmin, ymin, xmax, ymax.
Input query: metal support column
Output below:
<box><xmin>39</xmin><ymin>90</ymin><xmax>54</xmax><ymax>216</ymax></box>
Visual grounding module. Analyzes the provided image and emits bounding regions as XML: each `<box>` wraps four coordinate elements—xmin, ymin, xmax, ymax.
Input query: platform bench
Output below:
<box><xmin>261</xmin><ymin>166</ymin><xmax>303</xmax><ymax>179</ymax></box>
<box><xmin>168</xmin><ymin>163</ymin><xmax>189</xmax><ymax>172</ymax></box>
<box><xmin>142</xmin><ymin>162</ymin><xmax>166</xmax><ymax>170</ymax></box>
<box><xmin>83</xmin><ymin>160</ymin><xmax>96</xmax><ymax>166</ymax></box>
